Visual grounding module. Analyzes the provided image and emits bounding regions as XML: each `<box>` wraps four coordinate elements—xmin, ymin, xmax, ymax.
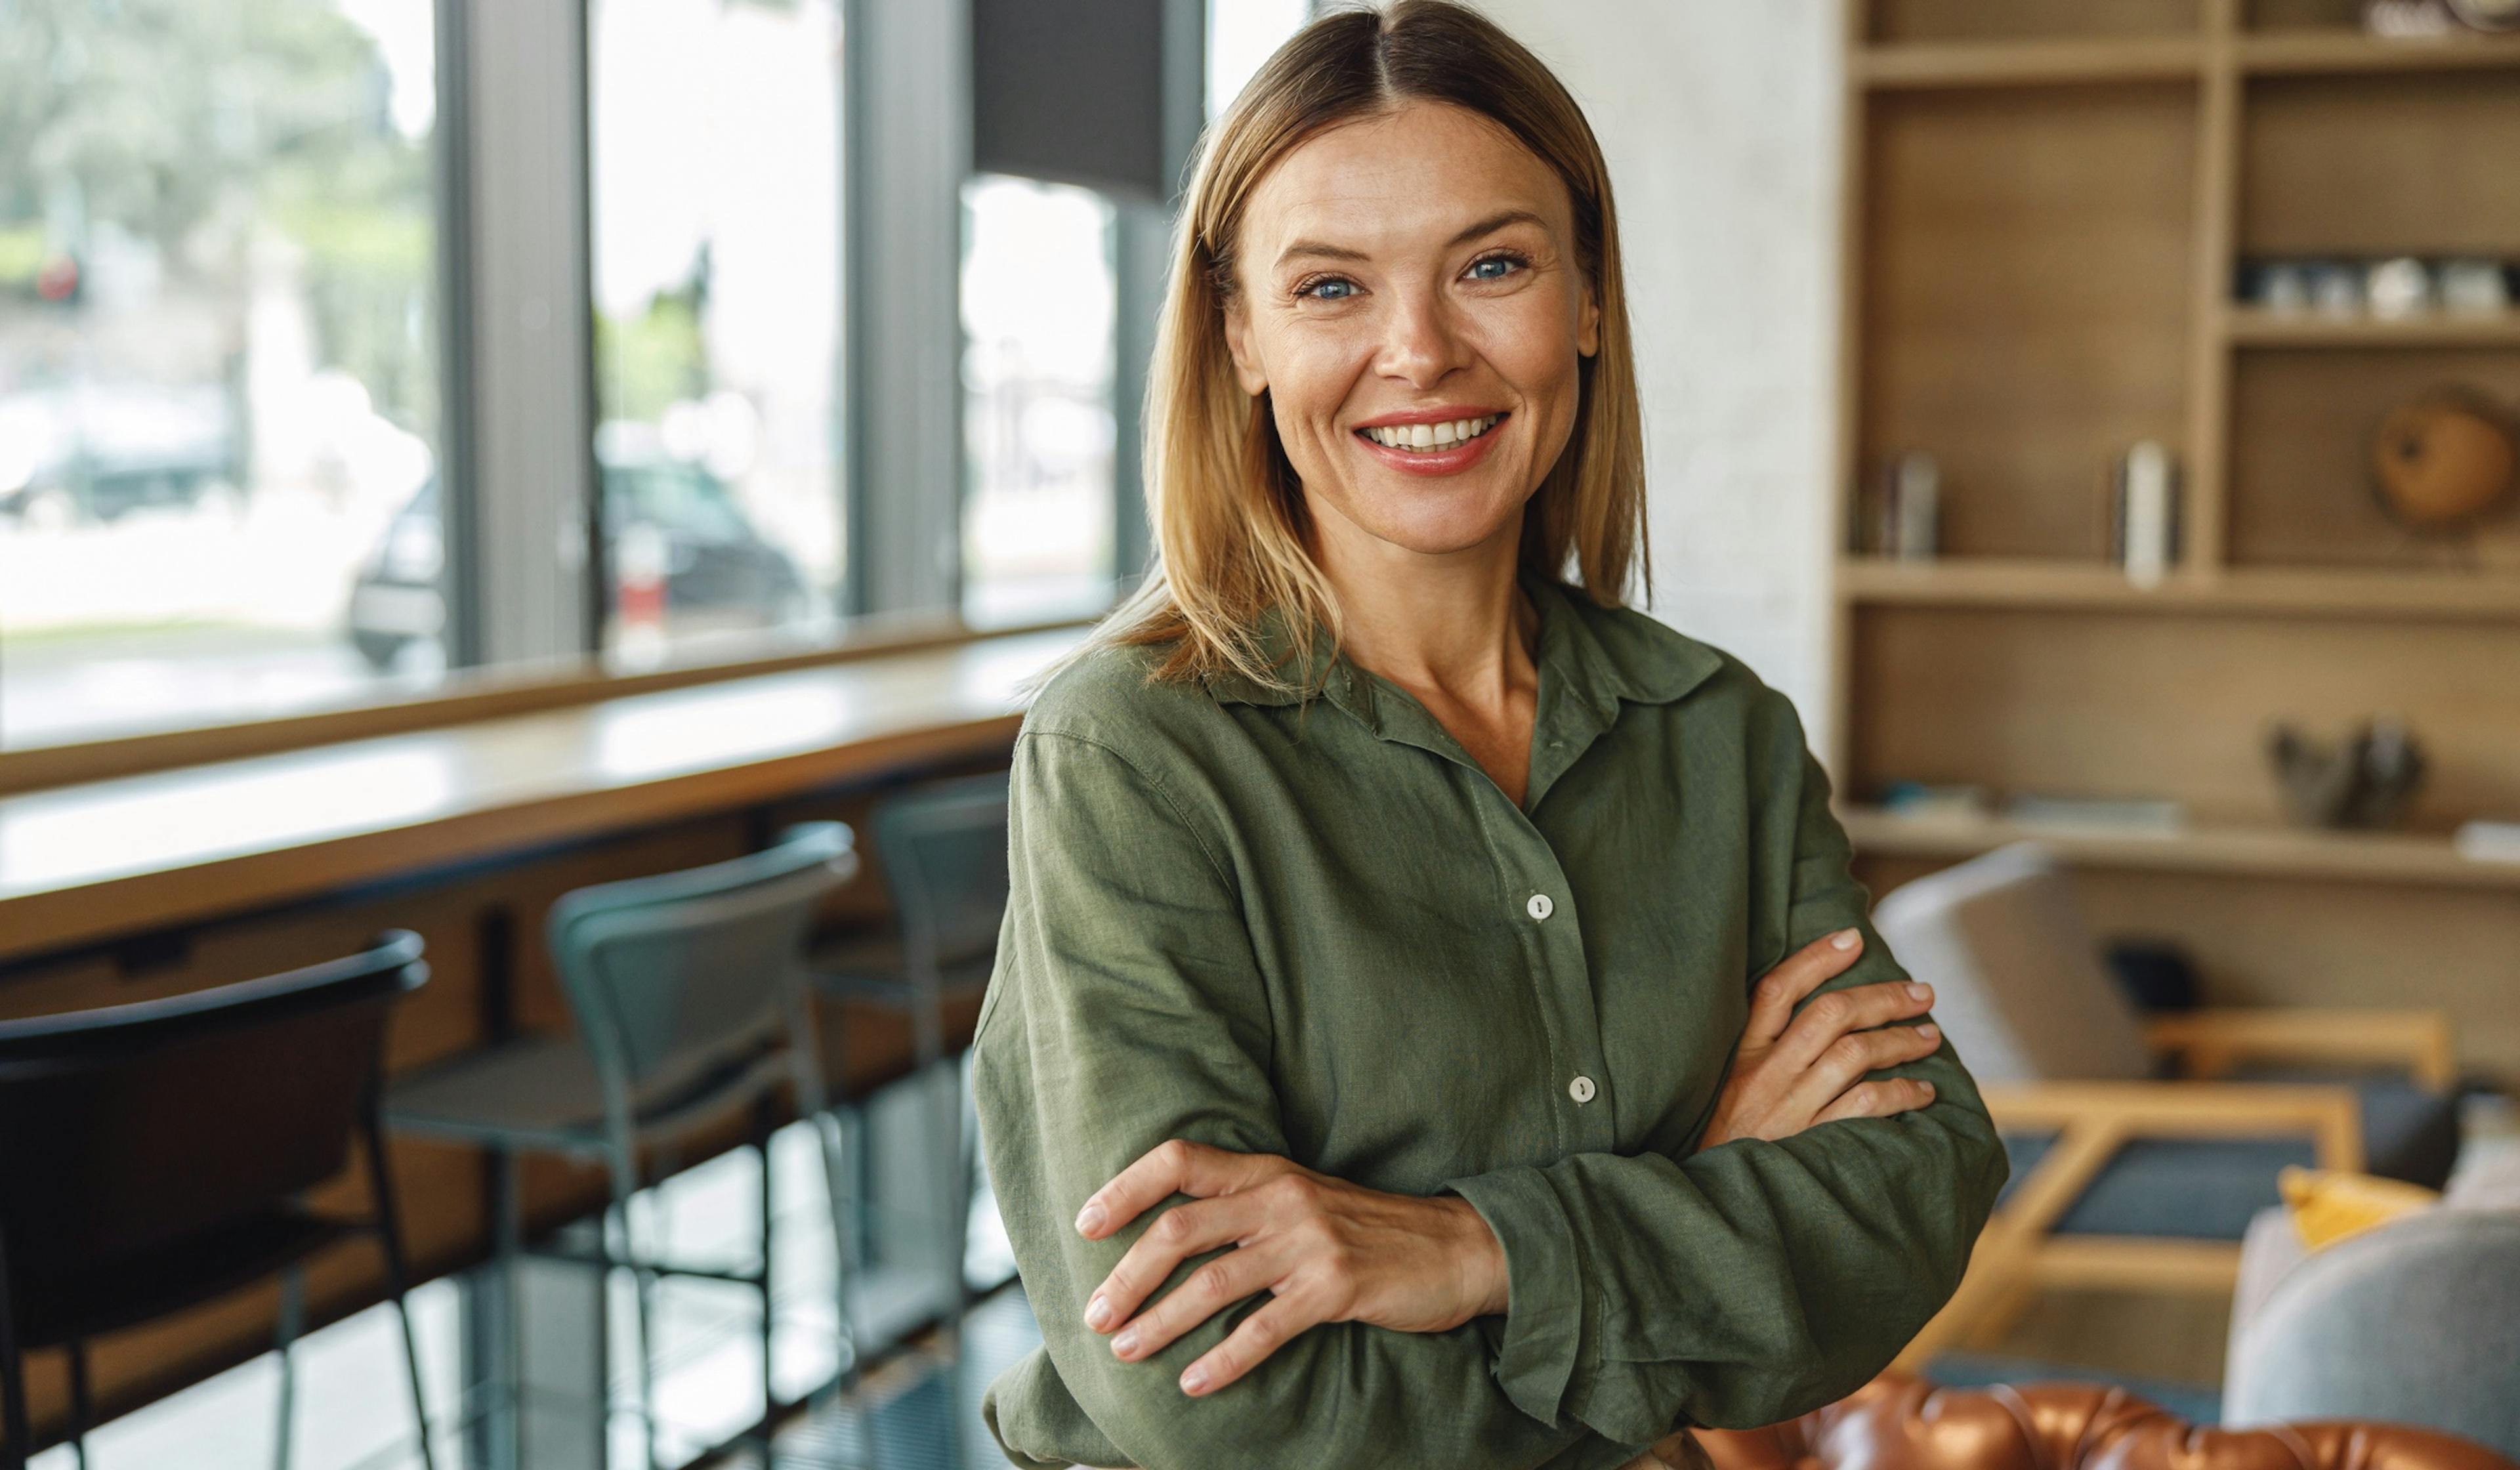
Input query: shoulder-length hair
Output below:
<box><xmin>1095</xmin><ymin>0</ymin><xmax>1646</xmax><ymax>691</ymax></box>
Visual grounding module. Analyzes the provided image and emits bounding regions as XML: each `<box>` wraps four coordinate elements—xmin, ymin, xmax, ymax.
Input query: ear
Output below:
<box><xmin>1223</xmin><ymin>296</ymin><xmax>1269</xmax><ymax>397</ymax></box>
<box><xmin>1576</xmin><ymin>279</ymin><xmax>1602</xmax><ymax>358</ymax></box>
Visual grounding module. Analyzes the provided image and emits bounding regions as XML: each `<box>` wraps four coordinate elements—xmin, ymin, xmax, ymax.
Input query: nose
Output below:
<box><xmin>1372</xmin><ymin>283</ymin><xmax>1471</xmax><ymax>390</ymax></box>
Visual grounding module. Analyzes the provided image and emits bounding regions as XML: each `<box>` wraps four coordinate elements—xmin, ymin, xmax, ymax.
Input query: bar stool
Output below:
<box><xmin>0</xmin><ymin>933</ymin><xmax>434</xmax><ymax>1470</ymax></box>
<box><xmin>812</xmin><ymin>772</ymin><xmax>1009</xmax><ymax>1283</ymax></box>
<box><xmin>385</xmin><ymin>822</ymin><xmax>856</xmax><ymax>1470</ymax></box>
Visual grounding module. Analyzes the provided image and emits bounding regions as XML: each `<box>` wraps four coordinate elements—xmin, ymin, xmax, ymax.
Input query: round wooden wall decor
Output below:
<box><xmin>2370</xmin><ymin>390</ymin><xmax>2519</xmax><ymax>532</ymax></box>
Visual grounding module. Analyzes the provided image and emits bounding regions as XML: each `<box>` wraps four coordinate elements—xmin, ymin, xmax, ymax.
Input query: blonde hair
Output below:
<box><xmin>1098</xmin><ymin>0</ymin><xmax>1647</xmax><ymax>691</ymax></box>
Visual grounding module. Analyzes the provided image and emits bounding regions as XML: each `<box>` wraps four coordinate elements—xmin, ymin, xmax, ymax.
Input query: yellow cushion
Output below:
<box><xmin>2280</xmin><ymin>1166</ymin><xmax>2440</xmax><ymax>1253</ymax></box>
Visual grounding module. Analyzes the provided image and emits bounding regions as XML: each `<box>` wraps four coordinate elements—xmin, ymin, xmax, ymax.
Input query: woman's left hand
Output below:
<box><xmin>1071</xmin><ymin>1139</ymin><xmax>1507</xmax><ymax>1396</ymax></box>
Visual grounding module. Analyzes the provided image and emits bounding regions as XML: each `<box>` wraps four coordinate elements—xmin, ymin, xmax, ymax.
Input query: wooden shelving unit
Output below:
<box><xmin>1836</xmin><ymin>0</ymin><xmax>2520</xmax><ymax>1075</ymax></box>
<box><xmin>2222</xmin><ymin>306</ymin><xmax>2520</xmax><ymax>347</ymax></box>
<box><xmin>1839</xmin><ymin>556</ymin><xmax>2520</xmax><ymax>618</ymax></box>
<box><xmin>1841</xmin><ymin>807</ymin><xmax>2520</xmax><ymax>891</ymax></box>
<box><xmin>1857</xmin><ymin>36</ymin><xmax>2204</xmax><ymax>88</ymax></box>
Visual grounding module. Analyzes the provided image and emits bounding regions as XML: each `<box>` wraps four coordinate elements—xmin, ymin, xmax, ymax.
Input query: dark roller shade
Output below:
<box><xmin>972</xmin><ymin>0</ymin><xmax>1171</xmax><ymax>202</ymax></box>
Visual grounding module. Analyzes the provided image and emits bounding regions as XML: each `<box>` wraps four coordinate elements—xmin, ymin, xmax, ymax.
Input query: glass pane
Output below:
<box><xmin>589</xmin><ymin>0</ymin><xmax>845</xmax><ymax>671</ymax></box>
<box><xmin>959</xmin><ymin>175</ymin><xmax>1118</xmax><ymax>627</ymax></box>
<box><xmin>1208</xmin><ymin>0</ymin><xmax>1311</xmax><ymax>118</ymax></box>
<box><xmin>0</xmin><ymin>0</ymin><xmax>444</xmax><ymax>748</ymax></box>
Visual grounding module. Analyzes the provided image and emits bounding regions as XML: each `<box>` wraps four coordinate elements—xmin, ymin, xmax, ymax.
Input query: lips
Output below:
<box><xmin>1351</xmin><ymin>411</ymin><xmax>1511</xmax><ymax>478</ymax></box>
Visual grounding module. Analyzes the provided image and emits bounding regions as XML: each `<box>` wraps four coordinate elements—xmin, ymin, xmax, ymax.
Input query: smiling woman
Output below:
<box><xmin>970</xmin><ymin>5</ymin><xmax>2007</xmax><ymax>1469</ymax></box>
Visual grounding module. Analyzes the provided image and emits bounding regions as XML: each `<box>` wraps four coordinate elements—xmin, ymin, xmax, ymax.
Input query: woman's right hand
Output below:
<box><xmin>1697</xmin><ymin>927</ymin><xmax>1944</xmax><ymax>1150</ymax></box>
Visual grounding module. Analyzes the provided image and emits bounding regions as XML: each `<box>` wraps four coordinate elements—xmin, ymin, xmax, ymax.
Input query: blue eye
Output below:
<box><xmin>1301</xmin><ymin>277</ymin><xmax>1357</xmax><ymax>301</ymax></box>
<box><xmin>1467</xmin><ymin>255</ymin><xmax>1522</xmax><ymax>282</ymax></box>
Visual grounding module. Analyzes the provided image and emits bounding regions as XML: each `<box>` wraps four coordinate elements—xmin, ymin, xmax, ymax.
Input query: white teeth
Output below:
<box><xmin>1364</xmin><ymin>415</ymin><xmax>1500</xmax><ymax>451</ymax></box>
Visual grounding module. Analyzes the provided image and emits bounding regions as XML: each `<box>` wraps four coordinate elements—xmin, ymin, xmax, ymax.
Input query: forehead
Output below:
<box><xmin>1237</xmin><ymin>101</ymin><xmax>1572</xmax><ymax>271</ymax></box>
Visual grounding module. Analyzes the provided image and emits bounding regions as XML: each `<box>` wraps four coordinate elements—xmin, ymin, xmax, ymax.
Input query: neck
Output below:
<box><xmin>1307</xmin><ymin>504</ymin><xmax>1536</xmax><ymax>705</ymax></box>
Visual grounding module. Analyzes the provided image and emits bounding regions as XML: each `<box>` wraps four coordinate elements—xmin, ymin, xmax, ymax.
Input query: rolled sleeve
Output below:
<box><xmin>1445</xmin><ymin>1164</ymin><xmax>1589</xmax><ymax>1426</ymax></box>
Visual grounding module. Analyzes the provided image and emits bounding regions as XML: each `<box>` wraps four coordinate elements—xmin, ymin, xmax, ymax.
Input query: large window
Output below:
<box><xmin>959</xmin><ymin>176</ymin><xmax>1120</xmax><ymax>627</ymax></box>
<box><xmin>589</xmin><ymin>0</ymin><xmax>846</xmax><ymax>669</ymax></box>
<box><xmin>1208</xmin><ymin>0</ymin><xmax>1311</xmax><ymax>118</ymax></box>
<box><xmin>0</xmin><ymin>0</ymin><xmax>443</xmax><ymax>748</ymax></box>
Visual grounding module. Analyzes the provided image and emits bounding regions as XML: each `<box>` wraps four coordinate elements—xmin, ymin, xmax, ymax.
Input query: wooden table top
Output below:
<box><xmin>0</xmin><ymin>627</ymin><xmax>1083</xmax><ymax>966</ymax></box>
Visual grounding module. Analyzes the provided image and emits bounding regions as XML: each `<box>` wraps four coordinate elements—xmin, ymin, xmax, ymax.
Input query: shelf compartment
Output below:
<box><xmin>2239</xmin><ymin>30</ymin><xmax>2520</xmax><ymax>75</ymax></box>
<box><xmin>1839</xmin><ymin>556</ymin><xmax>2520</xmax><ymax>619</ymax></box>
<box><xmin>1859</xmin><ymin>37</ymin><xmax>2204</xmax><ymax>88</ymax></box>
<box><xmin>2242</xmin><ymin>70</ymin><xmax>2520</xmax><ymax>258</ymax></box>
<box><xmin>1845</xmin><ymin>604</ymin><xmax>2520</xmax><ymax>830</ymax></box>
<box><xmin>1841</xmin><ymin>806</ymin><xmax>2520</xmax><ymax>890</ymax></box>
<box><xmin>1858</xmin><ymin>85</ymin><xmax>2196</xmax><ymax>560</ymax></box>
<box><xmin>2224</xmin><ymin>307</ymin><xmax>2520</xmax><ymax>348</ymax></box>
<box><xmin>2227</xmin><ymin>347</ymin><xmax>2520</xmax><ymax>570</ymax></box>
<box><xmin>1867</xmin><ymin>0</ymin><xmax>2200</xmax><ymax>45</ymax></box>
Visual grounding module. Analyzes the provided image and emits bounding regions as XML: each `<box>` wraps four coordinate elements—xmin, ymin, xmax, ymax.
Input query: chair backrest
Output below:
<box><xmin>547</xmin><ymin>821</ymin><xmax>856</xmax><ymax>1106</ymax></box>
<box><xmin>1870</xmin><ymin>841</ymin><xmax>2151</xmax><ymax>1085</ymax></box>
<box><xmin>0</xmin><ymin>932</ymin><xmax>427</xmax><ymax>1274</ymax></box>
<box><xmin>2223</xmin><ymin>1208</ymin><xmax>2520</xmax><ymax>1460</ymax></box>
<box><xmin>873</xmin><ymin>772</ymin><xmax>1010</xmax><ymax>973</ymax></box>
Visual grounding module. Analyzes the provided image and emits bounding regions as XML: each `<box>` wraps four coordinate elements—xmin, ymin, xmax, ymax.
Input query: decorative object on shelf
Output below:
<box><xmin>1875</xmin><ymin>780</ymin><xmax>1993</xmax><ymax>820</ymax></box>
<box><xmin>2369</xmin><ymin>388</ymin><xmax>2518</xmax><ymax>532</ymax></box>
<box><xmin>2001</xmin><ymin>793</ymin><xmax>2188</xmax><ymax>833</ymax></box>
<box><xmin>2447</xmin><ymin>0</ymin><xmax>2520</xmax><ymax>30</ymax></box>
<box><xmin>2267</xmin><ymin>716</ymin><xmax>2427</xmax><ymax>830</ymax></box>
<box><xmin>2109</xmin><ymin>440</ymin><xmax>2180</xmax><ymax>589</ymax></box>
<box><xmin>2240</xmin><ymin>257</ymin><xmax>2517</xmax><ymax>322</ymax></box>
<box><xmin>2364</xmin><ymin>0</ymin><xmax>2460</xmax><ymax>35</ymax></box>
<box><xmin>2454</xmin><ymin>818</ymin><xmax>2520</xmax><ymax>863</ymax></box>
<box><xmin>2438</xmin><ymin>259</ymin><xmax>2513</xmax><ymax>316</ymax></box>
<box><xmin>2366</xmin><ymin>257</ymin><xmax>2435</xmax><ymax>320</ymax></box>
<box><xmin>1856</xmin><ymin>452</ymin><xmax>1940</xmax><ymax>560</ymax></box>
<box><xmin>2307</xmin><ymin>260</ymin><xmax>2366</xmax><ymax>316</ymax></box>
<box><xmin>2253</xmin><ymin>261</ymin><xmax>2311</xmax><ymax>314</ymax></box>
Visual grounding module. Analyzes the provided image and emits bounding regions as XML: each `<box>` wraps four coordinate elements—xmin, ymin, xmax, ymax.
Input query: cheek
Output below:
<box><xmin>1474</xmin><ymin>291</ymin><xmax>1587</xmax><ymax>404</ymax></box>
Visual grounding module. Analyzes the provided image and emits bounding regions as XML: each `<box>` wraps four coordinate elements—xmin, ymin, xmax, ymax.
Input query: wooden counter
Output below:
<box><xmin>0</xmin><ymin>627</ymin><xmax>1081</xmax><ymax>969</ymax></box>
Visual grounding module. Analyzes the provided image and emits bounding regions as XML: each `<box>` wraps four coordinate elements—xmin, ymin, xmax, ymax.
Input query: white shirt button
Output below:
<box><xmin>1568</xmin><ymin>1075</ymin><xmax>1597</xmax><ymax>1104</ymax></box>
<box><xmin>1526</xmin><ymin>893</ymin><xmax>1554</xmax><ymax>921</ymax></box>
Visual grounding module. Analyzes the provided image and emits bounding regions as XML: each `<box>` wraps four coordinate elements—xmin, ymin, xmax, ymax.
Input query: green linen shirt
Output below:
<box><xmin>972</xmin><ymin>576</ymin><xmax>2008</xmax><ymax>1470</ymax></box>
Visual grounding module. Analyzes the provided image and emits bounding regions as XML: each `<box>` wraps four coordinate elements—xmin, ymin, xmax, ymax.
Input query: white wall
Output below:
<box><xmin>1473</xmin><ymin>1</ymin><xmax>1845</xmax><ymax>755</ymax></box>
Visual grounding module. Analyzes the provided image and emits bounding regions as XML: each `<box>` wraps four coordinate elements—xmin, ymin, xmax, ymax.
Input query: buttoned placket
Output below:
<box><xmin>1325</xmin><ymin>636</ymin><xmax>1629</xmax><ymax>1157</ymax></box>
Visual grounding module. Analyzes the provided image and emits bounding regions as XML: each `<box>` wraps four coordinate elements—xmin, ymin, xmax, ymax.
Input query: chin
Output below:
<box><xmin>1345</xmin><ymin>496</ymin><xmax>1524</xmax><ymax>558</ymax></box>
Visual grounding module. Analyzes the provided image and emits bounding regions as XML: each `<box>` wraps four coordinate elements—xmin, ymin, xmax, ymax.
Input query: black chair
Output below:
<box><xmin>0</xmin><ymin>932</ymin><xmax>435</xmax><ymax>1470</ymax></box>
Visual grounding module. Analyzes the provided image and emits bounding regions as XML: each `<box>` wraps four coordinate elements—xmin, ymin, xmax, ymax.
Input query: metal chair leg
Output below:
<box><xmin>275</xmin><ymin>1269</ymin><xmax>304</xmax><ymax>1470</ymax></box>
<box><xmin>64</xmin><ymin>1340</ymin><xmax>89</xmax><ymax>1470</ymax></box>
<box><xmin>607</xmin><ymin>1151</ymin><xmax>661</xmax><ymax>1470</ymax></box>
<box><xmin>363</xmin><ymin>1105</ymin><xmax>438</xmax><ymax>1470</ymax></box>
<box><xmin>0</xmin><ymin>1230</ymin><xmax>25</xmax><ymax>1470</ymax></box>
<box><xmin>755</xmin><ymin>1104</ymin><xmax>777</xmax><ymax>1451</ymax></box>
<box><xmin>493</xmin><ymin>1146</ymin><xmax>526</xmax><ymax>1470</ymax></box>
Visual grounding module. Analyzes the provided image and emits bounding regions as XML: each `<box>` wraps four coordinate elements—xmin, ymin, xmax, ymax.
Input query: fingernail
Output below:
<box><xmin>1180</xmin><ymin>1366</ymin><xmax>1208</xmax><ymax>1395</ymax></box>
<box><xmin>1075</xmin><ymin>1202</ymin><xmax>1106</xmax><ymax>1236</ymax></box>
<box><xmin>1084</xmin><ymin>1295</ymin><xmax>1111</xmax><ymax>1331</ymax></box>
<box><xmin>1907</xmin><ymin>983</ymin><xmax>1931</xmax><ymax>1003</ymax></box>
<box><xmin>1112</xmin><ymin>1327</ymin><xmax>1141</xmax><ymax>1358</ymax></box>
<box><xmin>1918</xmin><ymin>1024</ymin><xmax>1940</xmax><ymax>1041</ymax></box>
<box><xmin>1831</xmin><ymin>929</ymin><xmax>1860</xmax><ymax>950</ymax></box>
<box><xmin>1920</xmin><ymin>1081</ymin><xmax>1937</xmax><ymax>1097</ymax></box>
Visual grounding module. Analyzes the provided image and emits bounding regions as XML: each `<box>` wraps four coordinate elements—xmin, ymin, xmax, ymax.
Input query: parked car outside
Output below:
<box><xmin>345</xmin><ymin>453</ymin><xmax>812</xmax><ymax>671</ymax></box>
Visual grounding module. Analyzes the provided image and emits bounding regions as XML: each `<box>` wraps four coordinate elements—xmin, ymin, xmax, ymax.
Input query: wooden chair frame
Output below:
<box><xmin>1895</xmin><ymin>1005</ymin><xmax>2456</xmax><ymax>1370</ymax></box>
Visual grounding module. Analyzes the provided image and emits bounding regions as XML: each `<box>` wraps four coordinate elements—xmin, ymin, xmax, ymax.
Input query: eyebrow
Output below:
<box><xmin>1272</xmin><ymin>208</ymin><xmax>1550</xmax><ymax>271</ymax></box>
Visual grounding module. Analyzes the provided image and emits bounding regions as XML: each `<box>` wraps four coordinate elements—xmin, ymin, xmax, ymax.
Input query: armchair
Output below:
<box><xmin>1869</xmin><ymin>842</ymin><xmax>2462</xmax><ymax>1367</ymax></box>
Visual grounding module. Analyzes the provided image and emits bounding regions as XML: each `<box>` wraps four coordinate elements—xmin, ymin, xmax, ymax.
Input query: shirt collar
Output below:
<box><xmin>1200</xmin><ymin>576</ymin><xmax>1725</xmax><ymax>721</ymax></box>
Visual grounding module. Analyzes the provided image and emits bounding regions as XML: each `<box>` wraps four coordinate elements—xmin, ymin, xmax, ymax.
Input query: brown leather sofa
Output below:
<box><xmin>1694</xmin><ymin>1374</ymin><xmax>2517</xmax><ymax>1470</ymax></box>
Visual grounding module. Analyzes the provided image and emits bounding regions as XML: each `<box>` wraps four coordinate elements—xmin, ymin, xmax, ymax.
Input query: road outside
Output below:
<box><xmin>0</xmin><ymin>488</ymin><xmax>438</xmax><ymax>747</ymax></box>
